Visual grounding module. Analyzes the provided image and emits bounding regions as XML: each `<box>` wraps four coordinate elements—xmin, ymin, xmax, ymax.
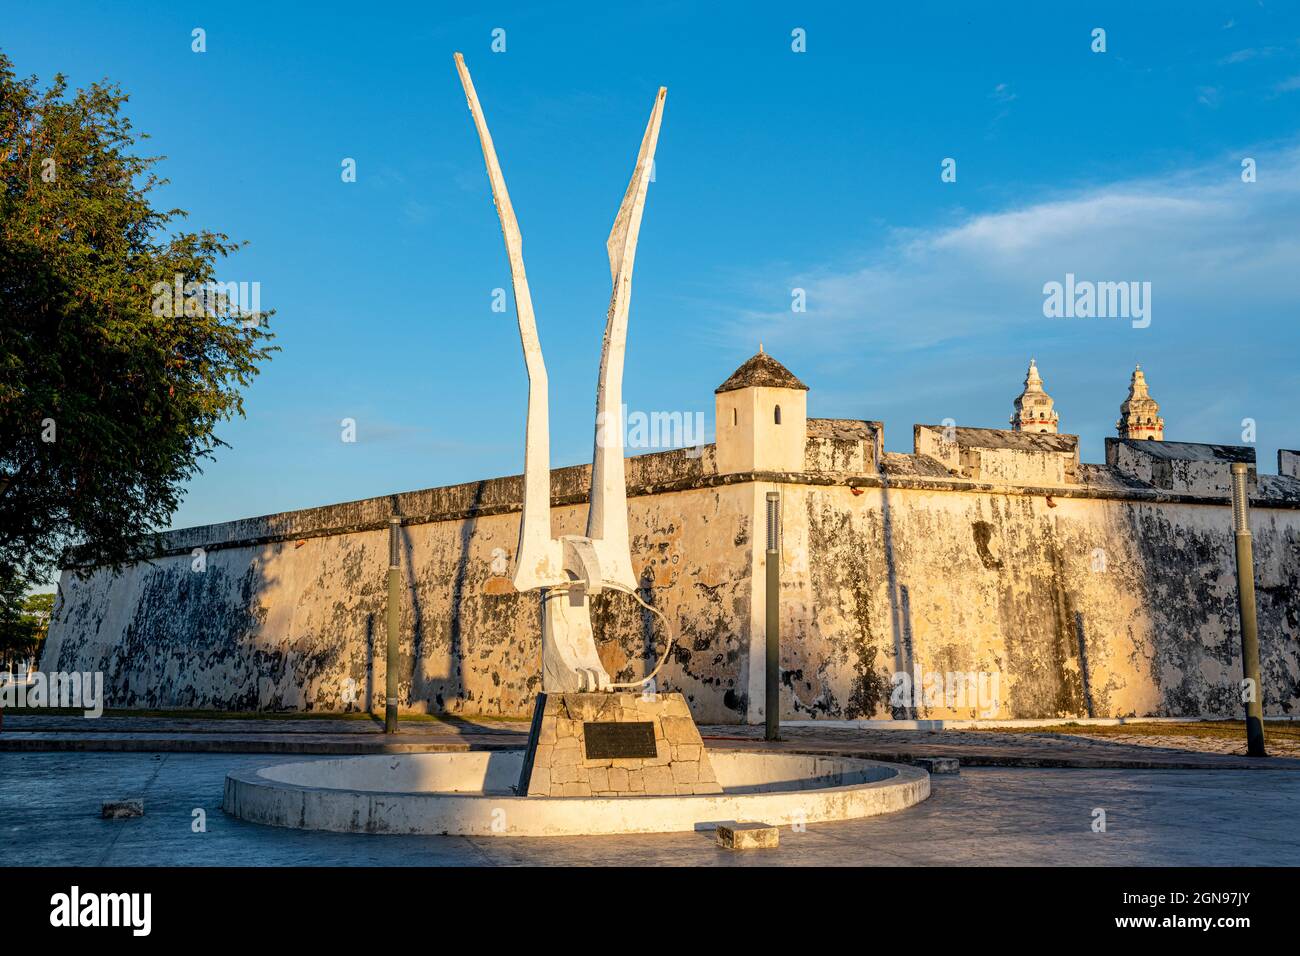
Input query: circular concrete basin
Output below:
<box><xmin>223</xmin><ymin>750</ymin><xmax>930</xmax><ymax>837</ymax></box>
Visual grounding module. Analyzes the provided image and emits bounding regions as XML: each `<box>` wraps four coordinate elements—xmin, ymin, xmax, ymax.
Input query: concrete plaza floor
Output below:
<box><xmin>6</xmin><ymin>713</ymin><xmax>1299</xmax><ymax>769</ymax></box>
<box><xmin>3</xmin><ymin>750</ymin><xmax>1298</xmax><ymax>866</ymax></box>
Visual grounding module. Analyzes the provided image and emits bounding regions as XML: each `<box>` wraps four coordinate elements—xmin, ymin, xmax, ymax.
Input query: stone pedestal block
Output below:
<box><xmin>517</xmin><ymin>692</ymin><xmax>721</xmax><ymax>797</ymax></box>
<box><xmin>715</xmin><ymin>822</ymin><xmax>779</xmax><ymax>850</ymax></box>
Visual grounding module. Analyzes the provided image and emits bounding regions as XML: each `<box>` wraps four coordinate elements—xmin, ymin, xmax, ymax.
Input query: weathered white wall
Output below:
<box><xmin>44</xmin><ymin>456</ymin><xmax>757</xmax><ymax>723</ymax></box>
<box><xmin>42</xmin><ymin>424</ymin><xmax>1300</xmax><ymax>723</ymax></box>
<box><xmin>779</xmin><ymin>483</ymin><xmax>1300</xmax><ymax>719</ymax></box>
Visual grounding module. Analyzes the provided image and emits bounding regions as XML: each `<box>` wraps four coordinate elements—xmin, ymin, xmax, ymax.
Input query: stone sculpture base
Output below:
<box><xmin>516</xmin><ymin>692</ymin><xmax>722</xmax><ymax>797</ymax></box>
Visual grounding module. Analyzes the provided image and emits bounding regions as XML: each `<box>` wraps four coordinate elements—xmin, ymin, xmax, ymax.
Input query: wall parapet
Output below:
<box><xmin>62</xmin><ymin>411</ymin><xmax>1300</xmax><ymax>570</ymax></box>
<box><xmin>70</xmin><ymin>459</ymin><xmax>1300</xmax><ymax>568</ymax></box>
<box><xmin>914</xmin><ymin>424</ymin><xmax>1080</xmax><ymax>486</ymax></box>
<box><xmin>1279</xmin><ymin>449</ymin><xmax>1300</xmax><ymax>480</ymax></box>
<box><xmin>1106</xmin><ymin>438</ymin><xmax>1256</xmax><ymax>496</ymax></box>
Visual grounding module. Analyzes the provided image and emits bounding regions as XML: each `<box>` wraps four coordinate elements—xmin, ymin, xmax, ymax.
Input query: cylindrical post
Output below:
<box><xmin>765</xmin><ymin>491</ymin><xmax>781</xmax><ymax>742</ymax></box>
<box><xmin>385</xmin><ymin>517</ymin><xmax>401</xmax><ymax>735</ymax></box>
<box><xmin>1230</xmin><ymin>463</ymin><xmax>1266</xmax><ymax>758</ymax></box>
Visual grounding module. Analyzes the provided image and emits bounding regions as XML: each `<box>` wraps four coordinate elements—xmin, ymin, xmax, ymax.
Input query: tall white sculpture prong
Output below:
<box><xmin>587</xmin><ymin>87</ymin><xmax>667</xmax><ymax>593</ymax></box>
<box><xmin>453</xmin><ymin>52</ymin><xmax>565</xmax><ymax>592</ymax></box>
<box><xmin>455</xmin><ymin>54</ymin><xmax>668</xmax><ymax>693</ymax></box>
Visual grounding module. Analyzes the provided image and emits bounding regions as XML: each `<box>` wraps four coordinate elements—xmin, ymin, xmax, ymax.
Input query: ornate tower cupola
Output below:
<box><xmin>1117</xmin><ymin>365</ymin><xmax>1164</xmax><ymax>440</ymax></box>
<box><xmin>1010</xmin><ymin>359</ymin><xmax>1059</xmax><ymax>434</ymax></box>
<box><xmin>714</xmin><ymin>346</ymin><xmax>809</xmax><ymax>475</ymax></box>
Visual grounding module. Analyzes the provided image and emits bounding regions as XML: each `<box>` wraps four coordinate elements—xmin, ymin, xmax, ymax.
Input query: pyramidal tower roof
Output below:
<box><xmin>1010</xmin><ymin>358</ymin><xmax>1060</xmax><ymax>434</ymax></box>
<box><xmin>715</xmin><ymin>346</ymin><xmax>809</xmax><ymax>394</ymax></box>
<box><xmin>1118</xmin><ymin>365</ymin><xmax>1165</xmax><ymax>440</ymax></box>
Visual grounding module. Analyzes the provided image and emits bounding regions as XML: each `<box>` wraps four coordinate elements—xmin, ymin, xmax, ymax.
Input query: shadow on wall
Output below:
<box><xmin>989</xmin><ymin>518</ymin><xmax>1089</xmax><ymax>721</ymax></box>
<box><xmin>880</xmin><ymin>477</ymin><xmax>916</xmax><ymax>720</ymax></box>
<box><xmin>589</xmin><ymin>566</ymin><xmax>663</xmax><ymax>689</ymax></box>
<box><xmin>796</xmin><ymin>481</ymin><xmax>1300</xmax><ymax>721</ymax></box>
<box><xmin>1126</xmin><ymin>503</ymin><xmax>1238</xmax><ymax>718</ymax></box>
<box><xmin>45</xmin><ymin>543</ymin><xmax>285</xmax><ymax>711</ymax></box>
<box><xmin>1251</xmin><ymin>516</ymin><xmax>1300</xmax><ymax>713</ymax></box>
<box><xmin>927</xmin><ymin>498</ymin><xmax>1110</xmax><ymax>720</ymax></box>
<box><xmin>1129</xmin><ymin>503</ymin><xmax>1300</xmax><ymax>718</ymax></box>
<box><xmin>401</xmin><ymin>489</ymin><xmax>466</xmax><ymax>712</ymax></box>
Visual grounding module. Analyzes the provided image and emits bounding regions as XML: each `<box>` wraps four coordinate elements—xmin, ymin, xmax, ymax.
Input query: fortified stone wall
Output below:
<box><xmin>40</xmin><ymin>351</ymin><xmax>1300</xmax><ymax>724</ymax></box>
<box><xmin>778</xmin><ymin>481</ymin><xmax>1300</xmax><ymax>720</ymax></box>
<box><xmin>43</xmin><ymin>449</ymin><xmax>759</xmax><ymax>724</ymax></box>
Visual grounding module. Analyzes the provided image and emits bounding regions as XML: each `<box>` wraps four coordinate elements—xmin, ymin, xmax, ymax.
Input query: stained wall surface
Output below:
<box><xmin>779</xmin><ymin>482</ymin><xmax>1300</xmax><ymax>720</ymax></box>
<box><xmin>44</xmin><ymin>452</ymin><xmax>758</xmax><ymax>723</ymax></box>
<box><xmin>43</xmin><ymin>415</ymin><xmax>1300</xmax><ymax>723</ymax></box>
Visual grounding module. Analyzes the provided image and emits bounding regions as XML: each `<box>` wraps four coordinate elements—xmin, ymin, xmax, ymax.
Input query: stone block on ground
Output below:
<box><xmin>101</xmin><ymin>799</ymin><xmax>144</xmax><ymax>819</ymax></box>
<box><xmin>715</xmin><ymin>822</ymin><xmax>779</xmax><ymax>850</ymax></box>
<box><xmin>914</xmin><ymin>757</ymin><xmax>960</xmax><ymax>774</ymax></box>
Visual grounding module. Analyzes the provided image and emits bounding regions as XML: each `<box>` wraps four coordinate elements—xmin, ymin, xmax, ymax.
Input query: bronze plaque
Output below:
<box><xmin>583</xmin><ymin>721</ymin><xmax>658</xmax><ymax>760</ymax></box>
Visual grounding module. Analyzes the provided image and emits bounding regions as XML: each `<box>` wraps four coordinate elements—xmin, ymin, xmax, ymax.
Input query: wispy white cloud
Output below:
<box><xmin>1218</xmin><ymin>47</ymin><xmax>1282</xmax><ymax>65</ymax></box>
<box><xmin>718</xmin><ymin>144</ymin><xmax>1300</xmax><ymax>356</ymax></box>
<box><xmin>402</xmin><ymin>199</ymin><xmax>434</xmax><ymax>224</ymax></box>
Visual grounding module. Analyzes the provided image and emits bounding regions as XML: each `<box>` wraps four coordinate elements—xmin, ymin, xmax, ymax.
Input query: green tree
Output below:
<box><xmin>0</xmin><ymin>53</ymin><xmax>275</xmax><ymax>598</ymax></box>
<box><xmin>0</xmin><ymin>590</ymin><xmax>51</xmax><ymax>670</ymax></box>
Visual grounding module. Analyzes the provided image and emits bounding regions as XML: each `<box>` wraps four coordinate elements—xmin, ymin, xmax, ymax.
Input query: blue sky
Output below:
<box><xmin>5</xmin><ymin>1</ymin><xmax>1299</xmax><ymax>534</ymax></box>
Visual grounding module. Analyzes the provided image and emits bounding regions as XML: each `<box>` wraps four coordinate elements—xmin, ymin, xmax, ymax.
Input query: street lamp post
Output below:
<box><xmin>1230</xmin><ymin>463</ymin><xmax>1266</xmax><ymax>758</ymax></box>
<box><xmin>386</xmin><ymin>517</ymin><xmax>401</xmax><ymax>735</ymax></box>
<box><xmin>765</xmin><ymin>491</ymin><xmax>781</xmax><ymax>742</ymax></box>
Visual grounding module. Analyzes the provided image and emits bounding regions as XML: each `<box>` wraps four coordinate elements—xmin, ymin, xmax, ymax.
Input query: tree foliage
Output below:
<box><xmin>0</xmin><ymin>589</ymin><xmax>51</xmax><ymax>667</ymax></box>
<box><xmin>0</xmin><ymin>53</ymin><xmax>275</xmax><ymax>598</ymax></box>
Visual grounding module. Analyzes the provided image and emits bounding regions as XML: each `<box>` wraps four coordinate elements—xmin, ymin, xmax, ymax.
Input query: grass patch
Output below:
<box><xmin>982</xmin><ymin>720</ymin><xmax>1300</xmax><ymax>742</ymax></box>
<box><xmin>0</xmin><ymin>707</ymin><xmax>530</xmax><ymax>724</ymax></box>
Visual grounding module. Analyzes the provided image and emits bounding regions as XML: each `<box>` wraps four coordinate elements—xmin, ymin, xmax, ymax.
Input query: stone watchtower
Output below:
<box><xmin>1117</xmin><ymin>365</ymin><xmax>1164</xmax><ymax>440</ymax></box>
<box><xmin>714</xmin><ymin>347</ymin><xmax>809</xmax><ymax>474</ymax></box>
<box><xmin>1010</xmin><ymin>359</ymin><xmax>1060</xmax><ymax>434</ymax></box>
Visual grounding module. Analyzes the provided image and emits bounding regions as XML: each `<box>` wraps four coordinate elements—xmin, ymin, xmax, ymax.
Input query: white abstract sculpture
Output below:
<box><xmin>454</xmin><ymin>53</ymin><xmax>667</xmax><ymax>693</ymax></box>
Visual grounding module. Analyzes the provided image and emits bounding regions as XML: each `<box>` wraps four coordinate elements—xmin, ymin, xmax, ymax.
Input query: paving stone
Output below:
<box><xmin>101</xmin><ymin>798</ymin><xmax>143</xmax><ymax>819</ymax></box>
<box><xmin>716</xmin><ymin>822</ymin><xmax>779</xmax><ymax>850</ymax></box>
<box><xmin>7</xmin><ymin>713</ymin><xmax>1298</xmax><ymax>772</ymax></box>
